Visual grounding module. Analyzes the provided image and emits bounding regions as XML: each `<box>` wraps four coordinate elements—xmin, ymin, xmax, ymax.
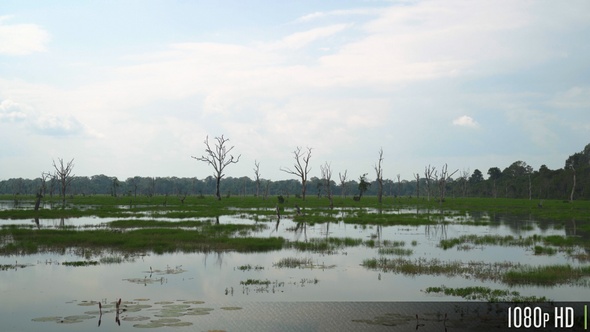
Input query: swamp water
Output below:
<box><xmin>1</xmin><ymin>207</ymin><xmax>589</xmax><ymax>331</ymax></box>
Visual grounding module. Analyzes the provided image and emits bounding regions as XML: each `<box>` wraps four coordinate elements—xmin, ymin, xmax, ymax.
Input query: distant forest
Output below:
<box><xmin>1</xmin><ymin>143</ymin><xmax>589</xmax><ymax>201</ymax></box>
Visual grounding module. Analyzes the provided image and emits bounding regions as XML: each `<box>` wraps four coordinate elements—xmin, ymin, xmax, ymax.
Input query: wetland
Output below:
<box><xmin>1</xmin><ymin>194</ymin><xmax>589</xmax><ymax>331</ymax></box>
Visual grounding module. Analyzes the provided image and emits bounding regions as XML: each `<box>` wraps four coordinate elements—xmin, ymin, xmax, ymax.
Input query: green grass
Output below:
<box><xmin>0</xmin><ymin>227</ymin><xmax>285</xmax><ymax>255</ymax></box>
<box><xmin>424</xmin><ymin>286</ymin><xmax>549</xmax><ymax>302</ymax></box>
<box><xmin>273</xmin><ymin>257</ymin><xmax>313</xmax><ymax>268</ymax></box>
<box><xmin>503</xmin><ymin>265</ymin><xmax>590</xmax><ymax>286</ymax></box>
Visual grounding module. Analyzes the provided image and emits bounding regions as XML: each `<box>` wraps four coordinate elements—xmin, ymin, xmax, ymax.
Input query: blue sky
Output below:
<box><xmin>1</xmin><ymin>0</ymin><xmax>589</xmax><ymax>182</ymax></box>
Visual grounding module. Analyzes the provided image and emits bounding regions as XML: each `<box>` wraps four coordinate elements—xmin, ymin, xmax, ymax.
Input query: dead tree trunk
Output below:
<box><xmin>570</xmin><ymin>166</ymin><xmax>576</xmax><ymax>202</ymax></box>
<box><xmin>53</xmin><ymin>158</ymin><xmax>75</xmax><ymax>209</ymax></box>
<box><xmin>374</xmin><ymin>148</ymin><xmax>384</xmax><ymax>203</ymax></box>
<box><xmin>424</xmin><ymin>165</ymin><xmax>435</xmax><ymax>202</ymax></box>
<box><xmin>339</xmin><ymin>170</ymin><xmax>348</xmax><ymax>198</ymax></box>
<box><xmin>280</xmin><ymin>147</ymin><xmax>312</xmax><ymax>200</ymax></box>
<box><xmin>254</xmin><ymin>160</ymin><xmax>261</xmax><ymax>198</ymax></box>
<box><xmin>438</xmin><ymin>163</ymin><xmax>458</xmax><ymax>204</ymax></box>
<box><xmin>413</xmin><ymin>173</ymin><xmax>420</xmax><ymax>199</ymax></box>
<box><xmin>34</xmin><ymin>172</ymin><xmax>50</xmax><ymax>211</ymax></box>
<box><xmin>192</xmin><ymin>135</ymin><xmax>241</xmax><ymax>201</ymax></box>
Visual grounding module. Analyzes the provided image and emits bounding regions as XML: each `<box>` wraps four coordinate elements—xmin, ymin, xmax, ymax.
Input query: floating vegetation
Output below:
<box><xmin>32</xmin><ymin>314</ymin><xmax>96</xmax><ymax>324</ymax></box>
<box><xmin>503</xmin><ymin>265</ymin><xmax>590</xmax><ymax>286</ymax></box>
<box><xmin>424</xmin><ymin>285</ymin><xmax>550</xmax><ymax>302</ymax></box>
<box><xmin>534</xmin><ymin>245</ymin><xmax>557</xmax><ymax>256</ymax></box>
<box><xmin>237</xmin><ymin>264</ymin><xmax>264</xmax><ymax>271</ymax></box>
<box><xmin>240</xmin><ymin>279</ymin><xmax>271</xmax><ymax>286</ymax></box>
<box><xmin>100</xmin><ymin>254</ymin><xmax>136</xmax><ymax>264</ymax></box>
<box><xmin>33</xmin><ymin>299</ymin><xmax>235</xmax><ymax>328</ymax></box>
<box><xmin>378</xmin><ymin>247</ymin><xmax>413</xmax><ymax>256</ymax></box>
<box><xmin>0</xmin><ymin>262</ymin><xmax>32</xmax><ymax>270</ymax></box>
<box><xmin>273</xmin><ymin>257</ymin><xmax>313</xmax><ymax>268</ymax></box>
<box><xmin>289</xmin><ymin>237</ymin><xmax>363</xmax><ymax>252</ymax></box>
<box><xmin>62</xmin><ymin>260</ymin><xmax>99</xmax><ymax>266</ymax></box>
<box><xmin>440</xmin><ymin>234</ymin><xmax>586</xmax><ymax>252</ymax></box>
<box><xmin>362</xmin><ymin>257</ymin><xmax>518</xmax><ymax>282</ymax></box>
<box><xmin>220</xmin><ymin>306</ymin><xmax>242</xmax><ymax>310</ymax></box>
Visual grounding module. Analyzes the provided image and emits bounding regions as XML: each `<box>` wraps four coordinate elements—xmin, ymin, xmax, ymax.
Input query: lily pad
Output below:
<box><xmin>123</xmin><ymin>316</ymin><xmax>151</xmax><ymax>322</ymax></box>
<box><xmin>64</xmin><ymin>314</ymin><xmax>95</xmax><ymax>321</ymax></box>
<box><xmin>220</xmin><ymin>306</ymin><xmax>242</xmax><ymax>311</ymax></box>
<box><xmin>134</xmin><ymin>322</ymin><xmax>166</xmax><ymax>328</ymax></box>
<box><xmin>32</xmin><ymin>316</ymin><xmax>62</xmax><ymax>323</ymax></box>
<box><xmin>151</xmin><ymin>318</ymin><xmax>182</xmax><ymax>324</ymax></box>
<box><xmin>183</xmin><ymin>300</ymin><xmax>205</xmax><ymax>304</ymax></box>
<box><xmin>154</xmin><ymin>310</ymin><xmax>185</xmax><ymax>318</ymax></box>
<box><xmin>77</xmin><ymin>301</ymin><xmax>100</xmax><ymax>307</ymax></box>
<box><xmin>162</xmin><ymin>304</ymin><xmax>190</xmax><ymax>310</ymax></box>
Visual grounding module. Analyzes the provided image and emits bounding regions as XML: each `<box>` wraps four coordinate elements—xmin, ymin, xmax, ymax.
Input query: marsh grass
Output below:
<box><xmin>273</xmin><ymin>257</ymin><xmax>313</xmax><ymax>268</ymax></box>
<box><xmin>503</xmin><ymin>265</ymin><xmax>590</xmax><ymax>286</ymax></box>
<box><xmin>362</xmin><ymin>257</ymin><xmax>518</xmax><ymax>282</ymax></box>
<box><xmin>62</xmin><ymin>261</ymin><xmax>99</xmax><ymax>267</ymax></box>
<box><xmin>378</xmin><ymin>247</ymin><xmax>413</xmax><ymax>256</ymax></box>
<box><xmin>290</xmin><ymin>237</ymin><xmax>363</xmax><ymax>252</ymax></box>
<box><xmin>424</xmin><ymin>286</ymin><xmax>549</xmax><ymax>302</ymax></box>
<box><xmin>0</xmin><ymin>227</ymin><xmax>285</xmax><ymax>254</ymax></box>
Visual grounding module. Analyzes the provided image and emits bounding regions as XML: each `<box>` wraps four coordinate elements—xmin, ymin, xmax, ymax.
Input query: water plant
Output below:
<box><xmin>424</xmin><ymin>285</ymin><xmax>549</xmax><ymax>302</ymax></box>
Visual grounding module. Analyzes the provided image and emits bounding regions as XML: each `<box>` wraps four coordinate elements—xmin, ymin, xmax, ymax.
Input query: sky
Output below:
<box><xmin>1</xmin><ymin>0</ymin><xmax>589</xmax><ymax>182</ymax></box>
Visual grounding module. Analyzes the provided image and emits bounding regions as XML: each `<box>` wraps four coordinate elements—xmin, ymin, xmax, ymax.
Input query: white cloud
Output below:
<box><xmin>32</xmin><ymin>114</ymin><xmax>85</xmax><ymax>137</ymax></box>
<box><xmin>0</xmin><ymin>99</ymin><xmax>27</xmax><ymax>122</ymax></box>
<box><xmin>274</xmin><ymin>24</ymin><xmax>351</xmax><ymax>50</ymax></box>
<box><xmin>550</xmin><ymin>86</ymin><xmax>590</xmax><ymax>109</ymax></box>
<box><xmin>452</xmin><ymin>115</ymin><xmax>479</xmax><ymax>128</ymax></box>
<box><xmin>0</xmin><ymin>16</ymin><xmax>50</xmax><ymax>55</ymax></box>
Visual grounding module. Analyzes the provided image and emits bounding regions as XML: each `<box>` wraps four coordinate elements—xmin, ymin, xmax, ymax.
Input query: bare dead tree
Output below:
<box><xmin>34</xmin><ymin>172</ymin><xmax>51</xmax><ymax>211</ymax></box>
<box><xmin>339</xmin><ymin>170</ymin><xmax>348</xmax><ymax>198</ymax></box>
<box><xmin>192</xmin><ymin>135</ymin><xmax>241</xmax><ymax>200</ymax></box>
<box><xmin>413</xmin><ymin>173</ymin><xmax>420</xmax><ymax>199</ymax></box>
<box><xmin>253</xmin><ymin>160</ymin><xmax>261</xmax><ymax>198</ymax></box>
<box><xmin>374</xmin><ymin>148</ymin><xmax>384</xmax><ymax>203</ymax></box>
<box><xmin>320</xmin><ymin>162</ymin><xmax>333</xmax><ymax>208</ymax></box>
<box><xmin>280</xmin><ymin>146</ymin><xmax>312</xmax><ymax>200</ymax></box>
<box><xmin>52</xmin><ymin>158</ymin><xmax>75</xmax><ymax>208</ymax></box>
<box><xmin>424</xmin><ymin>165</ymin><xmax>436</xmax><ymax>202</ymax></box>
<box><xmin>459</xmin><ymin>169</ymin><xmax>470</xmax><ymax>197</ymax></box>
<box><xmin>570</xmin><ymin>165</ymin><xmax>576</xmax><ymax>202</ymax></box>
<box><xmin>438</xmin><ymin>163</ymin><xmax>458</xmax><ymax>204</ymax></box>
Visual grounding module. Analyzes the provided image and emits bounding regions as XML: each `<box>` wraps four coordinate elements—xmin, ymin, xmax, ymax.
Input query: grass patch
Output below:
<box><xmin>503</xmin><ymin>265</ymin><xmax>590</xmax><ymax>286</ymax></box>
<box><xmin>240</xmin><ymin>279</ymin><xmax>271</xmax><ymax>286</ymax></box>
<box><xmin>273</xmin><ymin>257</ymin><xmax>313</xmax><ymax>268</ymax></box>
<box><xmin>362</xmin><ymin>257</ymin><xmax>517</xmax><ymax>282</ymax></box>
<box><xmin>378</xmin><ymin>247</ymin><xmax>413</xmax><ymax>256</ymax></box>
<box><xmin>424</xmin><ymin>285</ymin><xmax>549</xmax><ymax>302</ymax></box>
<box><xmin>0</xmin><ymin>227</ymin><xmax>285</xmax><ymax>255</ymax></box>
<box><xmin>62</xmin><ymin>260</ymin><xmax>99</xmax><ymax>267</ymax></box>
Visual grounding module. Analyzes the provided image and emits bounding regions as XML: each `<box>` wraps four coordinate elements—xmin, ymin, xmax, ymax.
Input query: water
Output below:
<box><xmin>1</xmin><ymin>209</ymin><xmax>589</xmax><ymax>331</ymax></box>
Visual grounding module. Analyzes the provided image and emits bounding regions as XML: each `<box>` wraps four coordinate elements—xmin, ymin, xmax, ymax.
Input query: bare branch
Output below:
<box><xmin>53</xmin><ymin>158</ymin><xmax>75</xmax><ymax>208</ymax></box>
<box><xmin>192</xmin><ymin>135</ymin><xmax>240</xmax><ymax>200</ymax></box>
<box><xmin>280</xmin><ymin>146</ymin><xmax>312</xmax><ymax>200</ymax></box>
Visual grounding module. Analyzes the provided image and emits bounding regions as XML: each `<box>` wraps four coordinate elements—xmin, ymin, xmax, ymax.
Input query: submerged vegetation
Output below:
<box><xmin>1</xmin><ymin>194</ymin><xmax>590</xmax><ymax>305</ymax></box>
<box><xmin>424</xmin><ymin>286</ymin><xmax>549</xmax><ymax>302</ymax></box>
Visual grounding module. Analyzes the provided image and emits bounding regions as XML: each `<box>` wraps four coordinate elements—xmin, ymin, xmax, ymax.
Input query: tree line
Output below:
<box><xmin>1</xmin><ymin>141</ymin><xmax>588</xmax><ymax>202</ymax></box>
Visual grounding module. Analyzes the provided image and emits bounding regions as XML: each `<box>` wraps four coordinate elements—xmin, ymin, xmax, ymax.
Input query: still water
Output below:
<box><xmin>0</xmin><ymin>210</ymin><xmax>588</xmax><ymax>331</ymax></box>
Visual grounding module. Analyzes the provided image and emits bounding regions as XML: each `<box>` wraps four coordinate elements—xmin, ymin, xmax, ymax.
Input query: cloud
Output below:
<box><xmin>452</xmin><ymin>115</ymin><xmax>479</xmax><ymax>128</ymax></box>
<box><xmin>32</xmin><ymin>114</ymin><xmax>85</xmax><ymax>137</ymax></box>
<box><xmin>0</xmin><ymin>99</ymin><xmax>27</xmax><ymax>122</ymax></box>
<box><xmin>294</xmin><ymin>8</ymin><xmax>381</xmax><ymax>23</ymax></box>
<box><xmin>550</xmin><ymin>86</ymin><xmax>590</xmax><ymax>109</ymax></box>
<box><xmin>274</xmin><ymin>24</ymin><xmax>351</xmax><ymax>50</ymax></box>
<box><xmin>0</xmin><ymin>15</ymin><xmax>50</xmax><ymax>55</ymax></box>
